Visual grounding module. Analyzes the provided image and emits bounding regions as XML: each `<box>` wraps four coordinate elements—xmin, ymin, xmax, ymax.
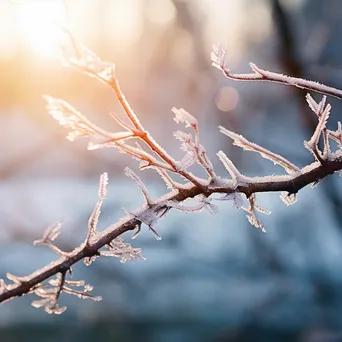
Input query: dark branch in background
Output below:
<box><xmin>1</xmin><ymin>33</ymin><xmax>342</xmax><ymax>312</ymax></box>
<box><xmin>271</xmin><ymin>0</ymin><xmax>342</xmax><ymax>326</ymax></box>
<box><xmin>271</xmin><ymin>0</ymin><xmax>318</xmax><ymax>131</ymax></box>
<box><xmin>271</xmin><ymin>0</ymin><xmax>342</xmax><ymax>231</ymax></box>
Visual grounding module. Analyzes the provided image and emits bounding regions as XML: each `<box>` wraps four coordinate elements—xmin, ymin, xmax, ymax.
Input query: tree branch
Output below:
<box><xmin>2</xmin><ymin>37</ymin><xmax>342</xmax><ymax>312</ymax></box>
<box><xmin>1</xmin><ymin>151</ymin><xmax>342</xmax><ymax>304</ymax></box>
<box><xmin>211</xmin><ymin>44</ymin><xmax>342</xmax><ymax>100</ymax></box>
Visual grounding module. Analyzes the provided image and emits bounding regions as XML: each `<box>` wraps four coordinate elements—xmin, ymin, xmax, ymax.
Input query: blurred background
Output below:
<box><xmin>1</xmin><ymin>0</ymin><xmax>342</xmax><ymax>341</ymax></box>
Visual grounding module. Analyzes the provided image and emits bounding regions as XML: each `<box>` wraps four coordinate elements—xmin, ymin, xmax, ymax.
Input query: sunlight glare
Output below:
<box><xmin>107</xmin><ymin>0</ymin><xmax>143</xmax><ymax>44</ymax></box>
<box><xmin>146</xmin><ymin>0</ymin><xmax>176</xmax><ymax>27</ymax></box>
<box><xmin>15</xmin><ymin>1</ymin><xmax>66</xmax><ymax>59</ymax></box>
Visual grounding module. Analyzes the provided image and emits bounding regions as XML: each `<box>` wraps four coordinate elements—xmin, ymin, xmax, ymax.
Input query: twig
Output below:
<box><xmin>211</xmin><ymin>43</ymin><xmax>342</xmax><ymax>100</ymax></box>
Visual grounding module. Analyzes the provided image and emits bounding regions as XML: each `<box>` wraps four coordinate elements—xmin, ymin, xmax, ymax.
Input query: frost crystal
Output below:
<box><xmin>61</xmin><ymin>31</ymin><xmax>115</xmax><ymax>84</ymax></box>
<box><xmin>195</xmin><ymin>195</ymin><xmax>219</xmax><ymax>215</ymax></box>
<box><xmin>87</xmin><ymin>172</ymin><xmax>109</xmax><ymax>243</ymax></box>
<box><xmin>242</xmin><ymin>194</ymin><xmax>270</xmax><ymax>233</ymax></box>
<box><xmin>34</xmin><ymin>222</ymin><xmax>61</xmax><ymax>245</ymax></box>
<box><xmin>219</xmin><ymin>126</ymin><xmax>299</xmax><ymax>174</ymax></box>
<box><xmin>31</xmin><ymin>273</ymin><xmax>101</xmax><ymax>315</ymax></box>
<box><xmin>172</xmin><ymin>107</ymin><xmax>198</xmax><ymax>128</ymax></box>
<box><xmin>44</xmin><ymin>96</ymin><xmax>95</xmax><ymax>141</ymax></box>
<box><xmin>210</xmin><ymin>43</ymin><xmax>227</xmax><ymax>69</ymax></box>
<box><xmin>218</xmin><ymin>192</ymin><xmax>244</xmax><ymax>209</ymax></box>
<box><xmin>124</xmin><ymin>208</ymin><xmax>163</xmax><ymax>241</ymax></box>
<box><xmin>217</xmin><ymin>150</ymin><xmax>240</xmax><ymax>185</ymax></box>
<box><xmin>125</xmin><ymin>167</ymin><xmax>153</xmax><ymax>205</ymax></box>
<box><xmin>280</xmin><ymin>192</ymin><xmax>298</xmax><ymax>206</ymax></box>
<box><xmin>305</xmin><ymin>95</ymin><xmax>331</xmax><ymax>154</ymax></box>
<box><xmin>100</xmin><ymin>238</ymin><xmax>146</xmax><ymax>263</ymax></box>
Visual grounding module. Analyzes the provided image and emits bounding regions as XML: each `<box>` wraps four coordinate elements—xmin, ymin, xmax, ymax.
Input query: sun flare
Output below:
<box><xmin>15</xmin><ymin>1</ymin><xmax>66</xmax><ymax>59</ymax></box>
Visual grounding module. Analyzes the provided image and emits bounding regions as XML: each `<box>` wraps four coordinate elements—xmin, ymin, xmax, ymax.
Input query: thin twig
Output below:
<box><xmin>211</xmin><ymin>44</ymin><xmax>342</xmax><ymax>100</ymax></box>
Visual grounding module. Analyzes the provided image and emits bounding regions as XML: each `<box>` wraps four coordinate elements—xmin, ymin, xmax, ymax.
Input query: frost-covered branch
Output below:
<box><xmin>211</xmin><ymin>43</ymin><xmax>342</xmax><ymax>100</ymax></box>
<box><xmin>2</xmin><ymin>36</ymin><xmax>342</xmax><ymax>311</ymax></box>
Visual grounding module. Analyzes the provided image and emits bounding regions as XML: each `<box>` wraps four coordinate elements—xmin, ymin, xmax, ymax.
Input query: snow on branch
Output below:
<box><xmin>3</xmin><ymin>34</ymin><xmax>342</xmax><ymax>312</ymax></box>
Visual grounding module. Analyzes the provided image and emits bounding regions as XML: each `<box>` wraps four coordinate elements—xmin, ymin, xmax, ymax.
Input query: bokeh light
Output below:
<box><xmin>215</xmin><ymin>86</ymin><xmax>239</xmax><ymax>112</ymax></box>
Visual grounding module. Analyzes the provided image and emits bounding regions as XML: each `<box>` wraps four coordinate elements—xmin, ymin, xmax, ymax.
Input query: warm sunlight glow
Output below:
<box><xmin>15</xmin><ymin>1</ymin><xmax>66</xmax><ymax>59</ymax></box>
<box><xmin>146</xmin><ymin>0</ymin><xmax>176</xmax><ymax>27</ymax></box>
<box><xmin>107</xmin><ymin>0</ymin><xmax>143</xmax><ymax>44</ymax></box>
